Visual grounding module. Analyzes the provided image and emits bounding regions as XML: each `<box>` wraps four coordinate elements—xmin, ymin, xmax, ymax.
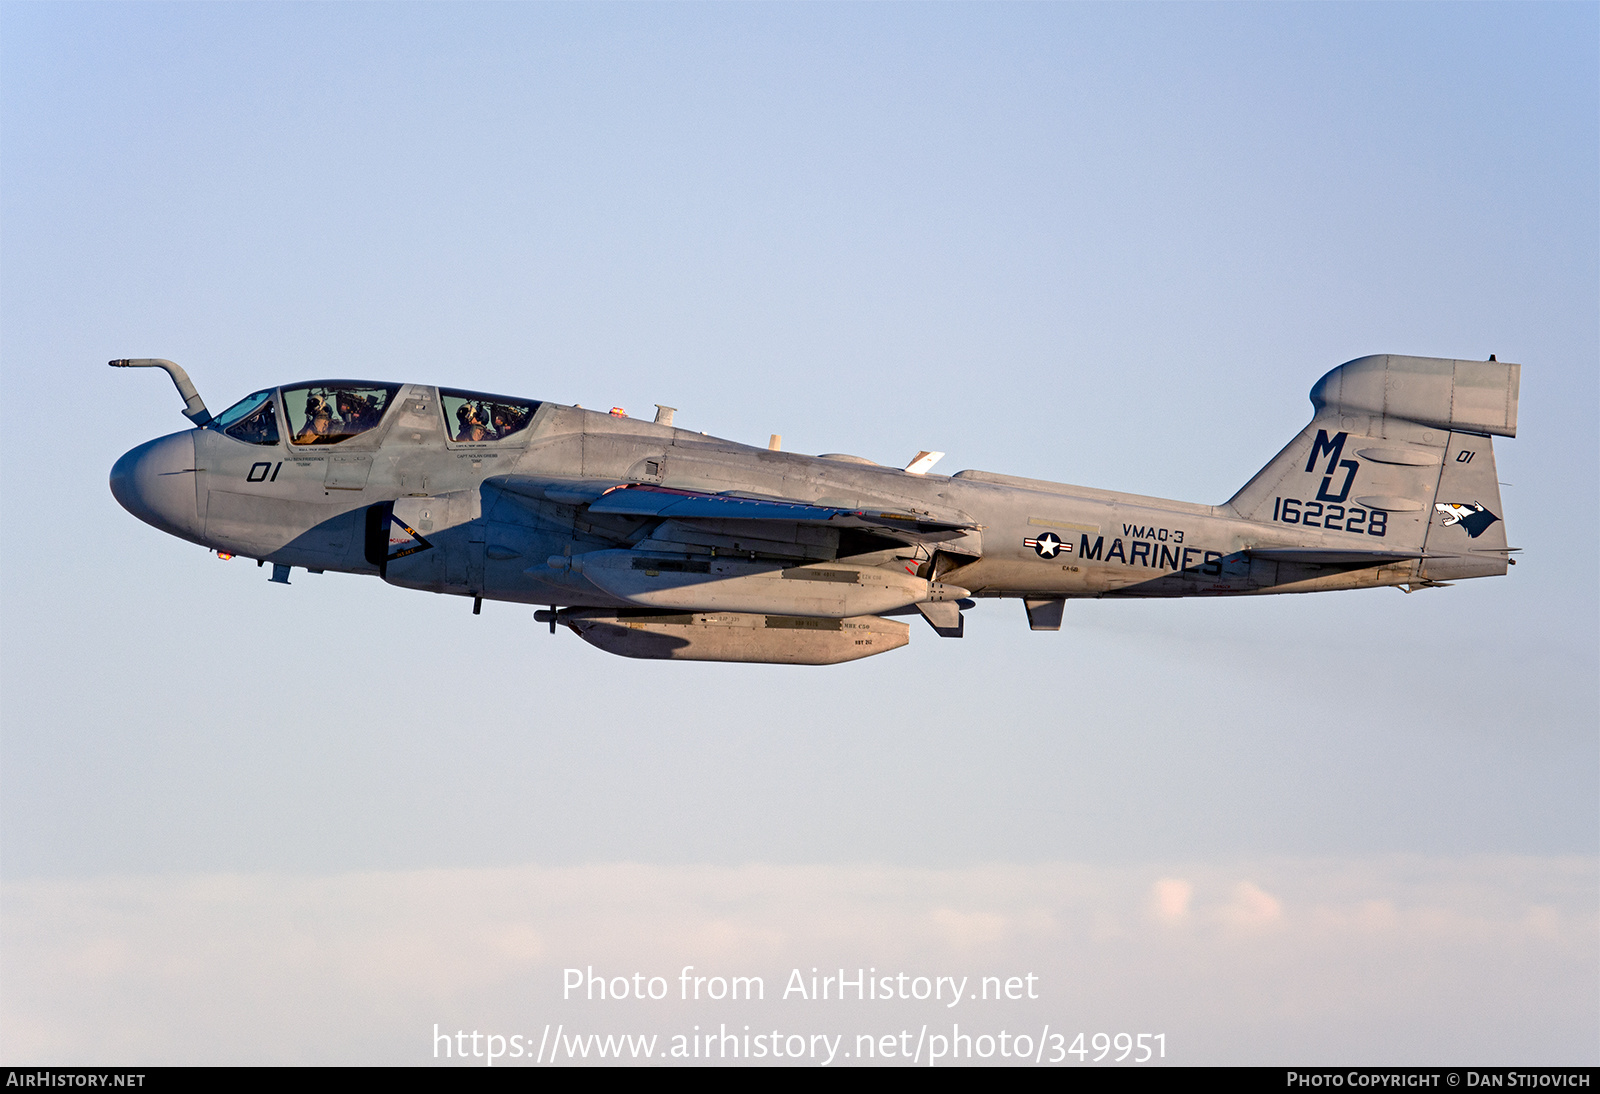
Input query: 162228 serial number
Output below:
<box><xmin>1273</xmin><ymin>498</ymin><xmax>1387</xmax><ymax>537</ymax></box>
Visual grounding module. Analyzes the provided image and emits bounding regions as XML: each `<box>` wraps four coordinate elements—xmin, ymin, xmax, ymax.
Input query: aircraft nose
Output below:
<box><xmin>110</xmin><ymin>431</ymin><xmax>202</xmax><ymax>541</ymax></box>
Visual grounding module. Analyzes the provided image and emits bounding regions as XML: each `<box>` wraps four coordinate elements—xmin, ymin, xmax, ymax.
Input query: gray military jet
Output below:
<box><xmin>110</xmin><ymin>353</ymin><xmax>1518</xmax><ymax>664</ymax></box>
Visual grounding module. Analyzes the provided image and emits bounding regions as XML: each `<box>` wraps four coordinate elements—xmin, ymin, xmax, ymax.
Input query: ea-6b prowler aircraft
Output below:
<box><xmin>110</xmin><ymin>353</ymin><xmax>1519</xmax><ymax>665</ymax></box>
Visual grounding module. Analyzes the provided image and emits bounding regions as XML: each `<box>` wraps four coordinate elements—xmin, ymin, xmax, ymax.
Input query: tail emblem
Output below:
<box><xmin>1435</xmin><ymin>502</ymin><xmax>1500</xmax><ymax>538</ymax></box>
<box><xmin>1023</xmin><ymin>532</ymin><xmax>1067</xmax><ymax>559</ymax></box>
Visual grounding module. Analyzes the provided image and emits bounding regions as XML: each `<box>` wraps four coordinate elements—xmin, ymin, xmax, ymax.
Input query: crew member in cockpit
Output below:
<box><xmin>455</xmin><ymin>402</ymin><xmax>491</xmax><ymax>442</ymax></box>
<box><xmin>295</xmin><ymin>395</ymin><xmax>337</xmax><ymax>443</ymax></box>
<box><xmin>336</xmin><ymin>391</ymin><xmax>378</xmax><ymax>435</ymax></box>
<box><xmin>335</xmin><ymin>392</ymin><xmax>360</xmax><ymax>433</ymax></box>
<box><xmin>491</xmin><ymin>405</ymin><xmax>524</xmax><ymax>439</ymax></box>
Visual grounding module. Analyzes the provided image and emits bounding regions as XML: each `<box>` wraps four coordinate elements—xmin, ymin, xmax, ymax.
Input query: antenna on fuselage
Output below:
<box><xmin>109</xmin><ymin>358</ymin><xmax>213</xmax><ymax>426</ymax></box>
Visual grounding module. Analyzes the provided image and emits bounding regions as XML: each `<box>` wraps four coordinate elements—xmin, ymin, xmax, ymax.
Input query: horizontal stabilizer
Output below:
<box><xmin>1245</xmin><ymin>548</ymin><xmax>1424</xmax><ymax>565</ymax></box>
<box><xmin>1311</xmin><ymin>354</ymin><xmax>1520</xmax><ymax>438</ymax></box>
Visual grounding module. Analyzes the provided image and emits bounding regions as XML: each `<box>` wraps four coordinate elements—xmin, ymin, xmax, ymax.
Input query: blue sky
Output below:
<box><xmin>2</xmin><ymin>2</ymin><xmax>1595</xmax><ymax>1064</ymax></box>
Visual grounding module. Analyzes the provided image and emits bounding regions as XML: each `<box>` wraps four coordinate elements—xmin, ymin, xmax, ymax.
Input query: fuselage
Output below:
<box><xmin>110</xmin><ymin>377</ymin><xmax>1485</xmax><ymax>611</ymax></box>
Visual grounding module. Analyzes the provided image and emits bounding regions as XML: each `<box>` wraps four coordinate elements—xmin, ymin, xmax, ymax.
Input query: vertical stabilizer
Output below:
<box><xmin>1226</xmin><ymin>355</ymin><xmax>1518</xmax><ymax>557</ymax></box>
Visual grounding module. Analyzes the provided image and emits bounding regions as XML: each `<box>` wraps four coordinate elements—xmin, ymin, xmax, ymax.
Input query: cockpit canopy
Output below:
<box><xmin>439</xmin><ymin>388</ymin><xmax>540</xmax><ymax>444</ymax></box>
<box><xmin>209</xmin><ymin>388</ymin><xmax>279</xmax><ymax>445</ymax></box>
<box><xmin>283</xmin><ymin>382</ymin><xmax>401</xmax><ymax>445</ymax></box>
<box><xmin>206</xmin><ymin>382</ymin><xmax>544</xmax><ymax>447</ymax></box>
<box><xmin>207</xmin><ymin>381</ymin><xmax>401</xmax><ymax>446</ymax></box>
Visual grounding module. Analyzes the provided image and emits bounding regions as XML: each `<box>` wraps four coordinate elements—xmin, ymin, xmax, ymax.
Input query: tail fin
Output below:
<box><xmin>1227</xmin><ymin>355</ymin><xmax>1518</xmax><ymax>575</ymax></box>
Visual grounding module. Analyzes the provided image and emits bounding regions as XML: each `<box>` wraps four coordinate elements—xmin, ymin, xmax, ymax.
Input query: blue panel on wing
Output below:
<box><xmin>588</xmin><ymin>485</ymin><xmax>848</xmax><ymax>522</ymax></box>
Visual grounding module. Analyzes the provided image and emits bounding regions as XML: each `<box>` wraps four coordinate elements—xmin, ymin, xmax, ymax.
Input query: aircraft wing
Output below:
<box><xmin>587</xmin><ymin>483</ymin><xmax>977</xmax><ymax>539</ymax></box>
<box><xmin>1244</xmin><ymin>547</ymin><xmax>1425</xmax><ymax>565</ymax></box>
<box><xmin>495</xmin><ymin>477</ymin><xmax>976</xmax><ymax>543</ymax></box>
<box><xmin>492</xmin><ymin>477</ymin><xmax>622</xmax><ymax>506</ymax></box>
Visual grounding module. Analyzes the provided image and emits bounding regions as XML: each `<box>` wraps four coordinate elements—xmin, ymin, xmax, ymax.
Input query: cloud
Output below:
<box><xmin>2</xmin><ymin>857</ymin><xmax>1594</xmax><ymax>1065</ymax></box>
<box><xmin>1219</xmin><ymin>880</ymin><xmax>1283</xmax><ymax>929</ymax></box>
<box><xmin>1150</xmin><ymin>878</ymin><xmax>1193</xmax><ymax>923</ymax></box>
<box><xmin>924</xmin><ymin>907</ymin><xmax>1011</xmax><ymax>947</ymax></box>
